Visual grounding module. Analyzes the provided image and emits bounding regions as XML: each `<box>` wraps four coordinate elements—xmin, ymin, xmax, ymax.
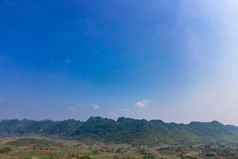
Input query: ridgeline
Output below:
<box><xmin>1</xmin><ymin>116</ymin><xmax>238</xmax><ymax>145</ymax></box>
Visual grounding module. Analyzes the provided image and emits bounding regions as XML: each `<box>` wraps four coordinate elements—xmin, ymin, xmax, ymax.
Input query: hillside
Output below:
<box><xmin>0</xmin><ymin>117</ymin><xmax>238</xmax><ymax>145</ymax></box>
<box><xmin>226</xmin><ymin>125</ymin><xmax>238</xmax><ymax>136</ymax></box>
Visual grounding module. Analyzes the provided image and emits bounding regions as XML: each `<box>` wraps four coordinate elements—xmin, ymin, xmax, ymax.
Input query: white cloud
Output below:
<box><xmin>135</xmin><ymin>100</ymin><xmax>150</xmax><ymax>108</ymax></box>
<box><xmin>69</xmin><ymin>106</ymin><xmax>77</xmax><ymax>112</ymax></box>
<box><xmin>92</xmin><ymin>103</ymin><xmax>100</xmax><ymax>109</ymax></box>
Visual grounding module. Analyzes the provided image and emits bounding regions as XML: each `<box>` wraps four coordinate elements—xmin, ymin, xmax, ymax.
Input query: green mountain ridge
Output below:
<box><xmin>0</xmin><ymin>116</ymin><xmax>238</xmax><ymax>145</ymax></box>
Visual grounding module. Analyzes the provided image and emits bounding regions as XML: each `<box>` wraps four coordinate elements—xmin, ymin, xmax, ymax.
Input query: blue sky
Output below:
<box><xmin>1</xmin><ymin>0</ymin><xmax>238</xmax><ymax>124</ymax></box>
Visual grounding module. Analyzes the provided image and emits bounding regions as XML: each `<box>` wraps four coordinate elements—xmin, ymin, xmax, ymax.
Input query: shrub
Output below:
<box><xmin>78</xmin><ymin>156</ymin><xmax>92</xmax><ymax>159</ymax></box>
<box><xmin>0</xmin><ymin>147</ymin><xmax>12</xmax><ymax>153</ymax></box>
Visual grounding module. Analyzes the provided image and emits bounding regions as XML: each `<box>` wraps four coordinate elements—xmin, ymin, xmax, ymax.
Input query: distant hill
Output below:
<box><xmin>226</xmin><ymin>125</ymin><xmax>238</xmax><ymax>136</ymax></box>
<box><xmin>0</xmin><ymin>117</ymin><xmax>238</xmax><ymax>145</ymax></box>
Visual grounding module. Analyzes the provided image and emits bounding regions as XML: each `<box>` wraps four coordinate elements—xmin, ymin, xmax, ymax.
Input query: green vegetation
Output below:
<box><xmin>7</xmin><ymin>138</ymin><xmax>62</xmax><ymax>147</ymax></box>
<box><xmin>142</xmin><ymin>154</ymin><xmax>155</xmax><ymax>159</ymax></box>
<box><xmin>204</xmin><ymin>147</ymin><xmax>234</xmax><ymax>156</ymax></box>
<box><xmin>0</xmin><ymin>117</ymin><xmax>238</xmax><ymax>145</ymax></box>
<box><xmin>181</xmin><ymin>156</ymin><xmax>197</xmax><ymax>159</ymax></box>
<box><xmin>0</xmin><ymin>147</ymin><xmax>12</xmax><ymax>153</ymax></box>
<box><xmin>78</xmin><ymin>156</ymin><xmax>92</xmax><ymax>159</ymax></box>
<box><xmin>0</xmin><ymin>137</ymin><xmax>238</xmax><ymax>159</ymax></box>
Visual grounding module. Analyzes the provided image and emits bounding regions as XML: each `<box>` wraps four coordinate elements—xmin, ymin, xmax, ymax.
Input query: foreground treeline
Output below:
<box><xmin>0</xmin><ymin>116</ymin><xmax>238</xmax><ymax>144</ymax></box>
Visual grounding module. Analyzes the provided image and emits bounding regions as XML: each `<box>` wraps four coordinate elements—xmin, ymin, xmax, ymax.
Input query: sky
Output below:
<box><xmin>1</xmin><ymin>0</ymin><xmax>238</xmax><ymax>125</ymax></box>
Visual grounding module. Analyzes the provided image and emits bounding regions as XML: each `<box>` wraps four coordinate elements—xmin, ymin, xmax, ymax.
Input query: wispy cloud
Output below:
<box><xmin>117</xmin><ymin>108</ymin><xmax>128</xmax><ymax>112</ymax></box>
<box><xmin>0</xmin><ymin>55</ymin><xmax>5</xmax><ymax>61</ymax></box>
<box><xmin>92</xmin><ymin>103</ymin><xmax>100</xmax><ymax>109</ymax></box>
<box><xmin>108</xmin><ymin>111</ymin><xmax>118</xmax><ymax>119</ymax></box>
<box><xmin>135</xmin><ymin>100</ymin><xmax>150</xmax><ymax>108</ymax></box>
<box><xmin>69</xmin><ymin>106</ymin><xmax>77</xmax><ymax>112</ymax></box>
<box><xmin>65</xmin><ymin>59</ymin><xmax>71</xmax><ymax>64</ymax></box>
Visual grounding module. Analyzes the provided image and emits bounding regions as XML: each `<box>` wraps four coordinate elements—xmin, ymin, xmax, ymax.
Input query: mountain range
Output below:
<box><xmin>0</xmin><ymin>116</ymin><xmax>238</xmax><ymax>145</ymax></box>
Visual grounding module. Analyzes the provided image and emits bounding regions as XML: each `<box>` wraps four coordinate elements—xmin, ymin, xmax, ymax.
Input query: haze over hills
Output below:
<box><xmin>1</xmin><ymin>116</ymin><xmax>238</xmax><ymax>145</ymax></box>
<box><xmin>1</xmin><ymin>0</ymin><xmax>238</xmax><ymax>126</ymax></box>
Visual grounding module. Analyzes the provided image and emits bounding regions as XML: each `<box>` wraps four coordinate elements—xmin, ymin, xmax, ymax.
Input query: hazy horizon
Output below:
<box><xmin>1</xmin><ymin>0</ymin><xmax>238</xmax><ymax>125</ymax></box>
<box><xmin>0</xmin><ymin>116</ymin><xmax>234</xmax><ymax>127</ymax></box>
